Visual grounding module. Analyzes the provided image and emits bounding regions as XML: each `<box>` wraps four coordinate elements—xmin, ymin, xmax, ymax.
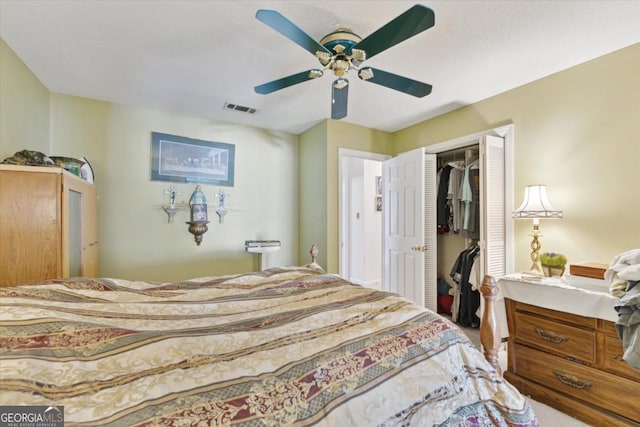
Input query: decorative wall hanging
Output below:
<box><xmin>375</xmin><ymin>175</ymin><xmax>382</xmax><ymax>212</ymax></box>
<box><xmin>186</xmin><ymin>185</ymin><xmax>209</xmax><ymax>245</ymax></box>
<box><xmin>151</xmin><ymin>132</ymin><xmax>235</xmax><ymax>186</ymax></box>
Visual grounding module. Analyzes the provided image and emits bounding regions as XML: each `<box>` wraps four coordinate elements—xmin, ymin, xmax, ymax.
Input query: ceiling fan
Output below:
<box><xmin>254</xmin><ymin>4</ymin><xmax>435</xmax><ymax>120</ymax></box>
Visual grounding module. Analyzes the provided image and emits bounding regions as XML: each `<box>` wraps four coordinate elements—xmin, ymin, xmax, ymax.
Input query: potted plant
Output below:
<box><xmin>539</xmin><ymin>252</ymin><xmax>567</xmax><ymax>277</ymax></box>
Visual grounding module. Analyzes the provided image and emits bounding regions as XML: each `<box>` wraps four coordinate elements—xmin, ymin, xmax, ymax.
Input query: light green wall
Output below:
<box><xmin>0</xmin><ymin>39</ymin><xmax>49</xmax><ymax>157</ymax></box>
<box><xmin>49</xmin><ymin>94</ymin><xmax>109</xmax><ymax>167</ymax></box>
<box><xmin>325</xmin><ymin>120</ymin><xmax>393</xmax><ymax>271</ymax></box>
<box><xmin>2</xmin><ymin>37</ymin><xmax>300</xmax><ymax>282</ymax></box>
<box><xmin>54</xmin><ymin>100</ymin><xmax>299</xmax><ymax>281</ymax></box>
<box><xmin>298</xmin><ymin>119</ymin><xmax>394</xmax><ymax>272</ymax></box>
<box><xmin>298</xmin><ymin>121</ymin><xmax>328</xmax><ymax>268</ymax></box>
<box><xmin>394</xmin><ymin>43</ymin><xmax>640</xmax><ymax>271</ymax></box>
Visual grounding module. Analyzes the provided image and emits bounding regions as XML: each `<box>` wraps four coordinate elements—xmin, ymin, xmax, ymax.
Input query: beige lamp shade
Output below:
<box><xmin>513</xmin><ymin>185</ymin><xmax>563</xmax><ymax>219</ymax></box>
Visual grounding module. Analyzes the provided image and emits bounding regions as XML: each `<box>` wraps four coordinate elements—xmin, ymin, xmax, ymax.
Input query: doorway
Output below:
<box><xmin>338</xmin><ymin>149</ymin><xmax>390</xmax><ymax>289</ymax></box>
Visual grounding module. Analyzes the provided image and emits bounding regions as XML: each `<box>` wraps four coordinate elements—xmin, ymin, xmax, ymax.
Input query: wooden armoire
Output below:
<box><xmin>0</xmin><ymin>164</ymin><xmax>98</xmax><ymax>286</ymax></box>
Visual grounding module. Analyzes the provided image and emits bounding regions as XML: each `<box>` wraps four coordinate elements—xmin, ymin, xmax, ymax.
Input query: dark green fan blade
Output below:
<box><xmin>359</xmin><ymin>68</ymin><xmax>432</xmax><ymax>97</ymax></box>
<box><xmin>255</xmin><ymin>70</ymin><xmax>319</xmax><ymax>94</ymax></box>
<box><xmin>331</xmin><ymin>79</ymin><xmax>349</xmax><ymax>119</ymax></box>
<box><xmin>353</xmin><ymin>5</ymin><xmax>434</xmax><ymax>60</ymax></box>
<box><xmin>256</xmin><ymin>10</ymin><xmax>331</xmax><ymax>56</ymax></box>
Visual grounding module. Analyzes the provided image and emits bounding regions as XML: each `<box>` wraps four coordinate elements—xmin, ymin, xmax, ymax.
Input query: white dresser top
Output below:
<box><xmin>498</xmin><ymin>273</ymin><xmax>618</xmax><ymax>323</ymax></box>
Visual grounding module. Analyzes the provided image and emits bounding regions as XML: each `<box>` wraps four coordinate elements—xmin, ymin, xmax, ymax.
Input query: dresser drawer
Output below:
<box><xmin>603</xmin><ymin>334</ymin><xmax>640</xmax><ymax>380</ymax></box>
<box><xmin>513</xmin><ymin>343</ymin><xmax>640</xmax><ymax>422</ymax></box>
<box><xmin>510</xmin><ymin>300</ymin><xmax>597</xmax><ymax>328</ymax></box>
<box><xmin>598</xmin><ymin>319</ymin><xmax>618</xmax><ymax>336</ymax></box>
<box><xmin>514</xmin><ymin>311</ymin><xmax>596</xmax><ymax>364</ymax></box>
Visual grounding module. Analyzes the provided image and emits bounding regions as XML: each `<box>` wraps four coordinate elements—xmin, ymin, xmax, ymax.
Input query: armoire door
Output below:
<box><xmin>63</xmin><ymin>174</ymin><xmax>99</xmax><ymax>278</ymax></box>
<box><xmin>0</xmin><ymin>169</ymin><xmax>62</xmax><ymax>285</ymax></box>
<box><xmin>382</xmin><ymin>148</ymin><xmax>437</xmax><ymax>310</ymax></box>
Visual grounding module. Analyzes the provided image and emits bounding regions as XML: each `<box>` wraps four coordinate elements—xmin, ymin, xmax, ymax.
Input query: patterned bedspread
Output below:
<box><xmin>0</xmin><ymin>265</ymin><xmax>538</xmax><ymax>426</ymax></box>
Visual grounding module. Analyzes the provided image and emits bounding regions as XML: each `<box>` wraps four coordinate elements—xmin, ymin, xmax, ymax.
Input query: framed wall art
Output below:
<box><xmin>151</xmin><ymin>132</ymin><xmax>235</xmax><ymax>186</ymax></box>
<box><xmin>375</xmin><ymin>175</ymin><xmax>382</xmax><ymax>212</ymax></box>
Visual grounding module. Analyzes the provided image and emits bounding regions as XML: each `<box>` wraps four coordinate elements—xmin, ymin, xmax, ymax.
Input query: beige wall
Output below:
<box><xmin>394</xmin><ymin>43</ymin><xmax>640</xmax><ymax>271</ymax></box>
<box><xmin>0</xmin><ymin>39</ymin><xmax>49</xmax><ymax>157</ymax></box>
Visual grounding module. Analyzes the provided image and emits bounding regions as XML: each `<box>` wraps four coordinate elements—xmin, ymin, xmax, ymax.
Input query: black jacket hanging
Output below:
<box><xmin>450</xmin><ymin>246</ymin><xmax>480</xmax><ymax>328</ymax></box>
<box><xmin>437</xmin><ymin>165</ymin><xmax>452</xmax><ymax>234</ymax></box>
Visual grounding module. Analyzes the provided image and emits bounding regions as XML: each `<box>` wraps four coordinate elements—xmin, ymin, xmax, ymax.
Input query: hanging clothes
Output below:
<box><xmin>460</xmin><ymin>164</ymin><xmax>472</xmax><ymax>230</ymax></box>
<box><xmin>449</xmin><ymin>245</ymin><xmax>481</xmax><ymax>328</ymax></box>
<box><xmin>460</xmin><ymin>160</ymin><xmax>480</xmax><ymax>240</ymax></box>
<box><xmin>447</xmin><ymin>161</ymin><xmax>464</xmax><ymax>233</ymax></box>
<box><xmin>437</xmin><ymin>164</ymin><xmax>452</xmax><ymax>234</ymax></box>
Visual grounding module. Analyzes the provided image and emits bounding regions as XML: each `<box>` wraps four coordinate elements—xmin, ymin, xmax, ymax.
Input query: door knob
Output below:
<box><xmin>411</xmin><ymin>245</ymin><xmax>428</xmax><ymax>252</ymax></box>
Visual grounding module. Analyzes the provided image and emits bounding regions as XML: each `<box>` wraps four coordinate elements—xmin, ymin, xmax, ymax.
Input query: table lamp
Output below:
<box><xmin>513</xmin><ymin>185</ymin><xmax>563</xmax><ymax>274</ymax></box>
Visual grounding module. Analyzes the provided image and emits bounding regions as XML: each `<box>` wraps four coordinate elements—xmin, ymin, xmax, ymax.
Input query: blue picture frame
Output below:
<box><xmin>151</xmin><ymin>132</ymin><xmax>235</xmax><ymax>186</ymax></box>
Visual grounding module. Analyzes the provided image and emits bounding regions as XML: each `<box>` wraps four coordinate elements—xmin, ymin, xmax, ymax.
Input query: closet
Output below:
<box><xmin>382</xmin><ymin>126</ymin><xmax>512</xmax><ymax>327</ymax></box>
<box><xmin>434</xmin><ymin>135</ymin><xmax>508</xmax><ymax>328</ymax></box>
<box><xmin>436</xmin><ymin>146</ymin><xmax>482</xmax><ymax>326</ymax></box>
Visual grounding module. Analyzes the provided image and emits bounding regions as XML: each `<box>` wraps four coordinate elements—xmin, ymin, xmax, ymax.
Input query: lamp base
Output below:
<box><xmin>529</xmin><ymin>227</ymin><xmax>543</xmax><ymax>275</ymax></box>
<box><xmin>530</xmin><ymin>260</ymin><xmax>544</xmax><ymax>275</ymax></box>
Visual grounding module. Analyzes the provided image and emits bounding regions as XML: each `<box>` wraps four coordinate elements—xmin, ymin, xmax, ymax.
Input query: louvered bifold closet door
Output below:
<box><xmin>423</xmin><ymin>153</ymin><xmax>438</xmax><ymax>312</ymax></box>
<box><xmin>480</xmin><ymin>135</ymin><xmax>506</xmax><ymax>278</ymax></box>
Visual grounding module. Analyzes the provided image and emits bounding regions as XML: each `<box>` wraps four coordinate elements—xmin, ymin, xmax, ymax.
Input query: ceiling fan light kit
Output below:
<box><xmin>254</xmin><ymin>4</ymin><xmax>434</xmax><ymax>120</ymax></box>
<box><xmin>333</xmin><ymin>79</ymin><xmax>349</xmax><ymax>90</ymax></box>
<box><xmin>308</xmin><ymin>69</ymin><xmax>324</xmax><ymax>79</ymax></box>
<box><xmin>358</xmin><ymin>68</ymin><xmax>374</xmax><ymax>81</ymax></box>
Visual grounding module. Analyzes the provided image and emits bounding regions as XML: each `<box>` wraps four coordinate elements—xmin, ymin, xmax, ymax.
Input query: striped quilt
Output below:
<box><xmin>0</xmin><ymin>265</ymin><xmax>538</xmax><ymax>426</ymax></box>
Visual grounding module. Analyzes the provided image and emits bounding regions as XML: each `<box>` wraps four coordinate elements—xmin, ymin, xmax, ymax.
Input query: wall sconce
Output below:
<box><xmin>186</xmin><ymin>185</ymin><xmax>209</xmax><ymax>245</ymax></box>
<box><xmin>513</xmin><ymin>185</ymin><xmax>563</xmax><ymax>274</ymax></box>
<box><xmin>162</xmin><ymin>185</ymin><xmax>181</xmax><ymax>223</ymax></box>
<box><xmin>214</xmin><ymin>188</ymin><xmax>230</xmax><ymax>223</ymax></box>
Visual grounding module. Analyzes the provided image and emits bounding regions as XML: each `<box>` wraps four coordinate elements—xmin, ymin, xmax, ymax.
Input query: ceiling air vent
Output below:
<box><xmin>224</xmin><ymin>102</ymin><xmax>257</xmax><ymax>114</ymax></box>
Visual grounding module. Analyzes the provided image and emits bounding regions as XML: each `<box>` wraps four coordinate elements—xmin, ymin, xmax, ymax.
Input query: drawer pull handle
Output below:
<box><xmin>553</xmin><ymin>370</ymin><xmax>592</xmax><ymax>389</ymax></box>
<box><xmin>535</xmin><ymin>327</ymin><xmax>568</xmax><ymax>344</ymax></box>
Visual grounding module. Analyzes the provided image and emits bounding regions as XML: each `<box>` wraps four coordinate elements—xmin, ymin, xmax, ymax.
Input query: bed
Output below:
<box><xmin>0</xmin><ymin>247</ymin><xmax>538</xmax><ymax>426</ymax></box>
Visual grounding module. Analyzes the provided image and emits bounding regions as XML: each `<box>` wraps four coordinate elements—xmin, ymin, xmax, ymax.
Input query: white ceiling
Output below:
<box><xmin>1</xmin><ymin>1</ymin><xmax>639</xmax><ymax>135</ymax></box>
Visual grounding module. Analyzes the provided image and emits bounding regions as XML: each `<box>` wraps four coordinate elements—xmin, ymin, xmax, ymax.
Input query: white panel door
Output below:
<box><xmin>382</xmin><ymin>148</ymin><xmax>437</xmax><ymax>310</ymax></box>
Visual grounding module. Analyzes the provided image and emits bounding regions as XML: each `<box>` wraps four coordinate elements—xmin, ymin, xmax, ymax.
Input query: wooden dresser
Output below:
<box><xmin>500</xmin><ymin>276</ymin><xmax>640</xmax><ymax>426</ymax></box>
<box><xmin>0</xmin><ymin>164</ymin><xmax>98</xmax><ymax>287</ymax></box>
